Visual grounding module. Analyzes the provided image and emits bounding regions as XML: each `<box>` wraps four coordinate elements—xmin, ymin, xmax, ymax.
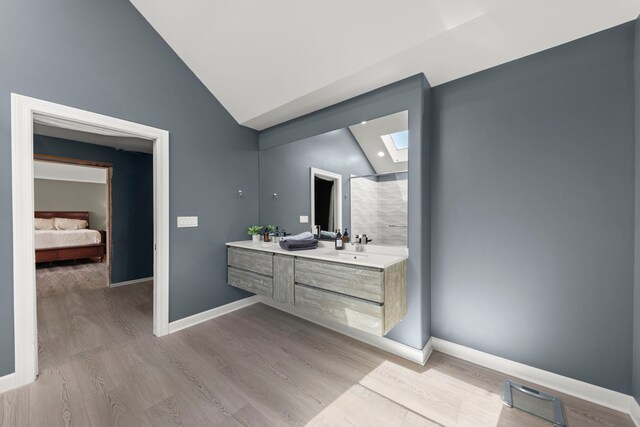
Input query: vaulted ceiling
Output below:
<box><xmin>129</xmin><ymin>0</ymin><xmax>640</xmax><ymax>130</ymax></box>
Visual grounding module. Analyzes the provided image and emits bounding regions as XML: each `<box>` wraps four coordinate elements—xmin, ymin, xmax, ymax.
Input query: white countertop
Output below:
<box><xmin>226</xmin><ymin>240</ymin><xmax>407</xmax><ymax>269</ymax></box>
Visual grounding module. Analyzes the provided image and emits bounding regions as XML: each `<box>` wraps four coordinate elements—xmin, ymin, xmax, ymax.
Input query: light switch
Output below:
<box><xmin>177</xmin><ymin>216</ymin><xmax>198</xmax><ymax>228</ymax></box>
<box><xmin>300</xmin><ymin>215</ymin><xmax>309</xmax><ymax>224</ymax></box>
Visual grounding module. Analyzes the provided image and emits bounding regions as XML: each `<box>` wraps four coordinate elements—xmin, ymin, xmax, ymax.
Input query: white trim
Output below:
<box><xmin>431</xmin><ymin>337</ymin><xmax>632</xmax><ymax>414</ymax></box>
<box><xmin>259</xmin><ymin>297</ymin><xmax>430</xmax><ymax>365</ymax></box>
<box><xmin>109</xmin><ymin>276</ymin><xmax>154</xmax><ymax>288</ymax></box>
<box><xmin>0</xmin><ymin>373</ymin><xmax>16</xmax><ymax>395</ymax></box>
<box><xmin>422</xmin><ymin>336</ymin><xmax>434</xmax><ymax>365</ymax></box>
<box><xmin>10</xmin><ymin>93</ymin><xmax>170</xmax><ymax>391</ymax></box>
<box><xmin>631</xmin><ymin>397</ymin><xmax>640</xmax><ymax>427</ymax></box>
<box><xmin>310</xmin><ymin>167</ymin><xmax>343</xmax><ymax>232</ymax></box>
<box><xmin>168</xmin><ymin>296</ymin><xmax>261</xmax><ymax>333</ymax></box>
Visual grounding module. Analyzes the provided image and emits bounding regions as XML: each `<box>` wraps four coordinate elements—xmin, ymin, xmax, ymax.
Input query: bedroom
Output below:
<box><xmin>34</xmin><ymin>158</ymin><xmax>109</xmax><ymax>295</ymax></box>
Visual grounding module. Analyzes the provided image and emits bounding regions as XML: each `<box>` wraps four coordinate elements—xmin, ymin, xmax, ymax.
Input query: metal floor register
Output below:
<box><xmin>502</xmin><ymin>380</ymin><xmax>567</xmax><ymax>426</ymax></box>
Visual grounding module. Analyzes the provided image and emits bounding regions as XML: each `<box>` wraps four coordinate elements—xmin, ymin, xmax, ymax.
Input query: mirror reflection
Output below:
<box><xmin>258</xmin><ymin>110</ymin><xmax>408</xmax><ymax>247</ymax></box>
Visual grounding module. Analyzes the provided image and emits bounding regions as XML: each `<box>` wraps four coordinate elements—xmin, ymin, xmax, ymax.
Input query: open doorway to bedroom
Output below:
<box><xmin>34</xmin><ymin>156</ymin><xmax>112</xmax><ymax>297</ymax></box>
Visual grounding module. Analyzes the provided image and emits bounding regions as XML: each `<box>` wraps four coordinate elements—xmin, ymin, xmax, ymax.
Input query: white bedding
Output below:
<box><xmin>35</xmin><ymin>229</ymin><xmax>101</xmax><ymax>250</ymax></box>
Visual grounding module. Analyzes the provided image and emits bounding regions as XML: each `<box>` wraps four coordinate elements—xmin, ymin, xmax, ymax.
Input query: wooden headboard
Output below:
<box><xmin>35</xmin><ymin>211</ymin><xmax>90</xmax><ymax>228</ymax></box>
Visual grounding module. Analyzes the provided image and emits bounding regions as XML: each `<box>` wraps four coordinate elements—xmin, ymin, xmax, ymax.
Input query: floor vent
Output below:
<box><xmin>502</xmin><ymin>380</ymin><xmax>567</xmax><ymax>426</ymax></box>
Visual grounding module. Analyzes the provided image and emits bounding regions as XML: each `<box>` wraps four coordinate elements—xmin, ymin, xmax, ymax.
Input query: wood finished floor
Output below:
<box><xmin>0</xmin><ymin>269</ymin><xmax>633</xmax><ymax>426</ymax></box>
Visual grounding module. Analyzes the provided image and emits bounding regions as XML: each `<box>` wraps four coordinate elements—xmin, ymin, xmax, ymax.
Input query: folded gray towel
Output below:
<box><xmin>320</xmin><ymin>230</ymin><xmax>336</xmax><ymax>239</ymax></box>
<box><xmin>279</xmin><ymin>239</ymin><xmax>318</xmax><ymax>251</ymax></box>
<box><xmin>282</xmin><ymin>231</ymin><xmax>315</xmax><ymax>242</ymax></box>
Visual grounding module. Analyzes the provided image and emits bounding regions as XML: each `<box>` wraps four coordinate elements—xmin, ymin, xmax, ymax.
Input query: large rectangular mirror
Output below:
<box><xmin>258</xmin><ymin>110</ymin><xmax>408</xmax><ymax>247</ymax></box>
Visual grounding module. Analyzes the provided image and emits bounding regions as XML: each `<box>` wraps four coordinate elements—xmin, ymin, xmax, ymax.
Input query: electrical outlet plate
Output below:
<box><xmin>300</xmin><ymin>215</ymin><xmax>309</xmax><ymax>223</ymax></box>
<box><xmin>177</xmin><ymin>216</ymin><xmax>198</xmax><ymax>228</ymax></box>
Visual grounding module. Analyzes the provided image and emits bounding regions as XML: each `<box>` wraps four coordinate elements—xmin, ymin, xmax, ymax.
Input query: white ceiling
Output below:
<box><xmin>129</xmin><ymin>0</ymin><xmax>640</xmax><ymax>130</ymax></box>
<box><xmin>349</xmin><ymin>111</ymin><xmax>408</xmax><ymax>175</ymax></box>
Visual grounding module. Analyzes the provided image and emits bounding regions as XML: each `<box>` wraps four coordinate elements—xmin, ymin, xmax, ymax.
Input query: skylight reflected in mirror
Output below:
<box><xmin>389</xmin><ymin>130</ymin><xmax>409</xmax><ymax>150</ymax></box>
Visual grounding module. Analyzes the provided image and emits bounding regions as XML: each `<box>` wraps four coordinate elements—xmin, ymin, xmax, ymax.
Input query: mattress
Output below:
<box><xmin>35</xmin><ymin>229</ymin><xmax>102</xmax><ymax>250</ymax></box>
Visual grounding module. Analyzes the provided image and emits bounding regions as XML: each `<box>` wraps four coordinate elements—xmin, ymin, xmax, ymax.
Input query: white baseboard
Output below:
<box><xmin>422</xmin><ymin>336</ymin><xmax>434</xmax><ymax>365</ymax></box>
<box><xmin>431</xmin><ymin>337</ymin><xmax>632</xmax><ymax>415</ymax></box>
<box><xmin>168</xmin><ymin>296</ymin><xmax>261</xmax><ymax>334</ymax></box>
<box><xmin>259</xmin><ymin>297</ymin><xmax>431</xmax><ymax>365</ymax></box>
<box><xmin>0</xmin><ymin>373</ymin><xmax>16</xmax><ymax>395</ymax></box>
<box><xmin>109</xmin><ymin>276</ymin><xmax>153</xmax><ymax>288</ymax></box>
<box><xmin>630</xmin><ymin>397</ymin><xmax>640</xmax><ymax>427</ymax></box>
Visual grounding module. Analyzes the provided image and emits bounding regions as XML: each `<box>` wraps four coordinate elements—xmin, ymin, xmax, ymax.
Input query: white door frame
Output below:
<box><xmin>310</xmin><ymin>167</ymin><xmax>342</xmax><ymax>232</ymax></box>
<box><xmin>11</xmin><ymin>93</ymin><xmax>170</xmax><ymax>388</ymax></box>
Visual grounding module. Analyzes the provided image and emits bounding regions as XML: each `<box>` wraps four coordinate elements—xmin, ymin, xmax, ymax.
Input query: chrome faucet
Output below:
<box><xmin>351</xmin><ymin>234</ymin><xmax>372</xmax><ymax>252</ymax></box>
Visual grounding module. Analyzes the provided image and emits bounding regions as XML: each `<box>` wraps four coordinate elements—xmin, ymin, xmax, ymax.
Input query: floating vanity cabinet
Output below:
<box><xmin>294</xmin><ymin>258</ymin><xmax>407</xmax><ymax>335</ymax></box>
<box><xmin>226</xmin><ymin>242</ymin><xmax>408</xmax><ymax>337</ymax></box>
<box><xmin>227</xmin><ymin>247</ymin><xmax>274</xmax><ymax>298</ymax></box>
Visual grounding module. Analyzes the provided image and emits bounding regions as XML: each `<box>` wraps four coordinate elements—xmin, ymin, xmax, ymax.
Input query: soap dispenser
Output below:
<box><xmin>335</xmin><ymin>229</ymin><xmax>343</xmax><ymax>250</ymax></box>
<box><xmin>342</xmin><ymin>228</ymin><xmax>350</xmax><ymax>244</ymax></box>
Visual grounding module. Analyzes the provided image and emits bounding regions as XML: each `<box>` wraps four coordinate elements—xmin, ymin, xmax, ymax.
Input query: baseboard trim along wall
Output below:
<box><xmin>168</xmin><ymin>295</ymin><xmax>261</xmax><ymax>334</ymax></box>
<box><xmin>0</xmin><ymin>373</ymin><xmax>16</xmax><ymax>395</ymax></box>
<box><xmin>109</xmin><ymin>276</ymin><xmax>153</xmax><ymax>288</ymax></box>
<box><xmin>630</xmin><ymin>398</ymin><xmax>640</xmax><ymax>427</ymax></box>
<box><xmin>431</xmin><ymin>337</ymin><xmax>634</xmax><ymax>415</ymax></box>
<box><xmin>259</xmin><ymin>297</ymin><xmax>432</xmax><ymax>365</ymax></box>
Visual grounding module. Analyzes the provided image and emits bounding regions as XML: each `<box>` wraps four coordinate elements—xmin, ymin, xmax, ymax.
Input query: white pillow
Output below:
<box><xmin>34</xmin><ymin>218</ymin><xmax>54</xmax><ymax>230</ymax></box>
<box><xmin>53</xmin><ymin>218</ymin><xmax>88</xmax><ymax>230</ymax></box>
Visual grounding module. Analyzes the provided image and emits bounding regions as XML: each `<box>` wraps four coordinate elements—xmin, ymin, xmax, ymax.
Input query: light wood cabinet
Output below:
<box><xmin>295</xmin><ymin>258</ymin><xmax>384</xmax><ymax>302</ymax></box>
<box><xmin>228</xmin><ymin>247</ymin><xmax>273</xmax><ymax>276</ymax></box>
<box><xmin>228</xmin><ymin>267</ymin><xmax>273</xmax><ymax>298</ymax></box>
<box><xmin>227</xmin><ymin>245</ymin><xmax>407</xmax><ymax>336</ymax></box>
<box><xmin>273</xmin><ymin>254</ymin><xmax>295</xmax><ymax>305</ymax></box>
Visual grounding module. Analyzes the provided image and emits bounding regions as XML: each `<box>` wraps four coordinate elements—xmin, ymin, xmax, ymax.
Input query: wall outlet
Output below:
<box><xmin>177</xmin><ymin>216</ymin><xmax>198</xmax><ymax>228</ymax></box>
<box><xmin>300</xmin><ymin>215</ymin><xmax>309</xmax><ymax>224</ymax></box>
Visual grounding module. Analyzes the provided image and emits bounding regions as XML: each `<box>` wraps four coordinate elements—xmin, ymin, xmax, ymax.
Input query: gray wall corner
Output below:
<box><xmin>633</xmin><ymin>13</ymin><xmax>640</xmax><ymax>403</ymax></box>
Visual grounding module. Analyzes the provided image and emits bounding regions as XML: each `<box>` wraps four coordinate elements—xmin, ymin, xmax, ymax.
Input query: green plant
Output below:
<box><xmin>247</xmin><ymin>225</ymin><xmax>263</xmax><ymax>236</ymax></box>
<box><xmin>265</xmin><ymin>225</ymin><xmax>275</xmax><ymax>233</ymax></box>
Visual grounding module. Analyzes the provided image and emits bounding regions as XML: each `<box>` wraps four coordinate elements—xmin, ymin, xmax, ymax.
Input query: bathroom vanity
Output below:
<box><xmin>226</xmin><ymin>241</ymin><xmax>407</xmax><ymax>336</ymax></box>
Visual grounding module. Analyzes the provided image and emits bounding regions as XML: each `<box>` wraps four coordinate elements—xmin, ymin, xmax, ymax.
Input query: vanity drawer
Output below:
<box><xmin>228</xmin><ymin>247</ymin><xmax>273</xmax><ymax>276</ymax></box>
<box><xmin>294</xmin><ymin>285</ymin><xmax>383</xmax><ymax>336</ymax></box>
<box><xmin>228</xmin><ymin>267</ymin><xmax>273</xmax><ymax>298</ymax></box>
<box><xmin>295</xmin><ymin>258</ymin><xmax>384</xmax><ymax>302</ymax></box>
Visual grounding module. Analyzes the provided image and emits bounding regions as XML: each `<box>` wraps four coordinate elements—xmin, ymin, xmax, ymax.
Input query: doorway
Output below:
<box><xmin>11</xmin><ymin>94</ymin><xmax>170</xmax><ymax>389</ymax></box>
<box><xmin>310</xmin><ymin>167</ymin><xmax>342</xmax><ymax>233</ymax></box>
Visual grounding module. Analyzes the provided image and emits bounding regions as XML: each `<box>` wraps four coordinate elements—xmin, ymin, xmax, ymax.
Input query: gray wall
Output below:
<box><xmin>34</xmin><ymin>179</ymin><xmax>107</xmax><ymax>230</ymax></box>
<box><xmin>0</xmin><ymin>0</ymin><xmax>259</xmax><ymax>376</ymax></box>
<box><xmin>431</xmin><ymin>22</ymin><xmax>635</xmax><ymax>393</ymax></box>
<box><xmin>634</xmin><ymin>16</ymin><xmax>640</xmax><ymax>404</ymax></box>
<box><xmin>259</xmin><ymin>75</ymin><xmax>431</xmax><ymax>349</ymax></box>
<box><xmin>34</xmin><ymin>136</ymin><xmax>154</xmax><ymax>283</ymax></box>
<box><xmin>259</xmin><ymin>128</ymin><xmax>374</xmax><ymax>235</ymax></box>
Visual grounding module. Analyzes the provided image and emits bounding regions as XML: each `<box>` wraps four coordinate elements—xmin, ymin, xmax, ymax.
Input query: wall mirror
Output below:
<box><xmin>258</xmin><ymin>110</ymin><xmax>408</xmax><ymax>247</ymax></box>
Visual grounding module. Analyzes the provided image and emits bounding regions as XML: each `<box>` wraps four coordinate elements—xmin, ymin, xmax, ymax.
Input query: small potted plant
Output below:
<box><xmin>263</xmin><ymin>225</ymin><xmax>275</xmax><ymax>242</ymax></box>
<box><xmin>247</xmin><ymin>225</ymin><xmax>263</xmax><ymax>243</ymax></box>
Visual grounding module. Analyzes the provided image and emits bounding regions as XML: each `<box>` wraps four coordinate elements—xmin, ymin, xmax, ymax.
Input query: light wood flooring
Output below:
<box><xmin>36</xmin><ymin>260</ymin><xmax>107</xmax><ymax>298</ymax></box>
<box><xmin>0</xmin><ymin>271</ymin><xmax>634</xmax><ymax>426</ymax></box>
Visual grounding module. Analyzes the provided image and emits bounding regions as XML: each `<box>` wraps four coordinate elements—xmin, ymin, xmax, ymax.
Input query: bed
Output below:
<box><xmin>34</xmin><ymin>211</ymin><xmax>105</xmax><ymax>263</ymax></box>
